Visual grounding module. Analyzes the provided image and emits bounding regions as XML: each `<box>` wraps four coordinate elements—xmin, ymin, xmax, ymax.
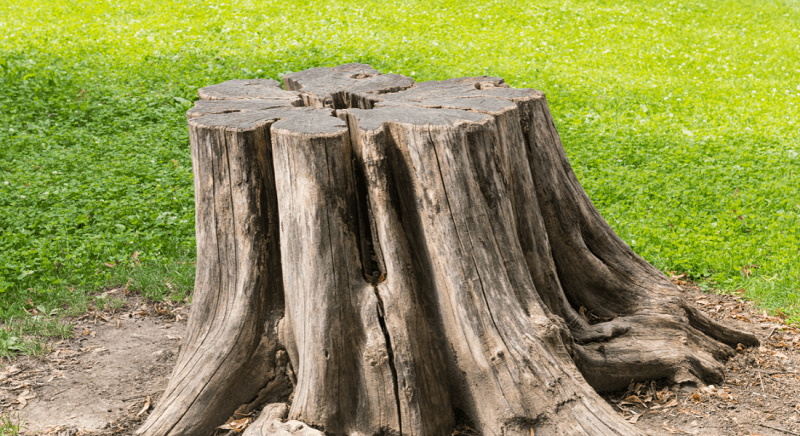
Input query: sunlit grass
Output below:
<box><xmin>0</xmin><ymin>412</ymin><xmax>24</xmax><ymax>436</ymax></box>
<box><xmin>0</xmin><ymin>0</ymin><xmax>798</xmax><ymax>339</ymax></box>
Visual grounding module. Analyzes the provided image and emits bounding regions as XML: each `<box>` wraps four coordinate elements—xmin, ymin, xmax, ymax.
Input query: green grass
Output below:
<box><xmin>0</xmin><ymin>0</ymin><xmax>798</xmax><ymax>346</ymax></box>
<box><xmin>0</xmin><ymin>312</ymin><xmax>72</xmax><ymax>357</ymax></box>
<box><xmin>0</xmin><ymin>412</ymin><xmax>24</xmax><ymax>436</ymax></box>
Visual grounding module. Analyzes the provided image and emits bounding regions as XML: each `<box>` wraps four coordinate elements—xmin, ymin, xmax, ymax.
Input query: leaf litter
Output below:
<box><xmin>605</xmin><ymin>277</ymin><xmax>800</xmax><ymax>435</ymax></box>
<box><xmin>1</xmin><ymin>282</ymin><xmax>799</xmax><ymax>435</ymax></box>
<box><xmin>0</xmin><ymin>291</ymin><xmax>187</xmax><ymax>435</ymax></box>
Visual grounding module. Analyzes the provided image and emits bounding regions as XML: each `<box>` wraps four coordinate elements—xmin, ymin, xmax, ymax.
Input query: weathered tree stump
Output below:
<box><xmin>139</xmin><ymin>64</ymin><xmax>758</xmax><ymax>436</ymax></box>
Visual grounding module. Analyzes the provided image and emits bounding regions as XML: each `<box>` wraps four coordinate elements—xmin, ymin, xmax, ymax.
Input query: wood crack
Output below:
<box><xmin>351</xmin><ymin>152</ymin><xmax>386</xmax><ymax>285</ymax></box>
<box><xmin>143</xmin><ymin>65</ymin><xmax>761</xmax><ymax>436</ymax></box>
<box><xmin>374</xmin><ymin>288</ymin><xmax>403</xmax><ymax>436</ymax></box>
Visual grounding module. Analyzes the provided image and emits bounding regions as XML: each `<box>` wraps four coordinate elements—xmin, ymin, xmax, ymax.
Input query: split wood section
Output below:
<box><xmin>138</xmin><ymin>64</ymin><xmax>758</xmax><ymax>436</ymax></box>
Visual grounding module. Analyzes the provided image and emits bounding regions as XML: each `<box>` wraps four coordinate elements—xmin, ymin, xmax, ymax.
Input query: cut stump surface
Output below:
<box><xmin>137</xmin><ymin>64</ymin><xmax>758</xmax><ymax>436</ymax></box>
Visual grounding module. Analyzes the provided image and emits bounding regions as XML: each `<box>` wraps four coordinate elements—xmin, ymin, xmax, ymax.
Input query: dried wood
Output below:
<box><xmin>138</xmin><ymin>63</ymin><xmax>759</xmax><ymax>436</ymax></box>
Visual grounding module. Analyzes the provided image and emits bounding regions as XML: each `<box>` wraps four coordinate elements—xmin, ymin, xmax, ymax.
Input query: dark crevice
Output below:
<box><xmin>332</xmin><ymin>91</ymin><xmax>348</xmax><ymax>110</ymax></box>
<box><xmin>453</xmin><ymin>408</ymin><xmax>481</xmax><ymax>436</ymax></box>
<box><xmin>339</xmin><ymin>91</ymin><xmax>377</xmax><ymax>110</ymax></box>
<box><xmin>232</xmin><ymin>349</ymin><xmax>295</xmax><ymax>419</ymax></box>
<box><xmin>374</xmin><ymin>289</ymin><xmax>402</xmax><ymax>436</ymax></box>
<box><xmin>351</xmin><ymin>142</ymin><xmax>386</xmax><ymax>285</ymax></box>
<box><xmin>284</xmin><ymin>70</ymin><xmax>414</xmax><ymax>111</ymax></box>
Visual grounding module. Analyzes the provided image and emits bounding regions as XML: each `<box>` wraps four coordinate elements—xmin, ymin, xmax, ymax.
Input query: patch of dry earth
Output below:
<box><xmin>1</xmin><ymin>294</ymin><xmax>187</xmax><ymax>435</ymax></box>
<box><xmin>1</xmin><ymin>282</ymin><xmax>799</xmax><ymax>436</ymax></box>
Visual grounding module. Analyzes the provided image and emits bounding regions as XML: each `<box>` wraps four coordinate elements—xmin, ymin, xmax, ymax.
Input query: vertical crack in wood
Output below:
<box><xmin>348</xmin><ymin>122</ymin><xmax>386</xmax><ymax>285</ymax></box>
<box><xmin>141</xmin><ymin>67</ymin><xmax>766</xmax><ymax>436</ymax></box>
<box><xmin>345</xmin><ymin>111</ymin><xmax>401</xmax><ymax>434</ymax></box>
<box><xmin>374</xmin><ymin>288</ymin><xmax>403</xmax><ymax>436</ymax></box>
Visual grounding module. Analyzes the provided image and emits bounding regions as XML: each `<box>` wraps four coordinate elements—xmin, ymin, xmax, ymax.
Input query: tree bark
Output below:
<box><xmin>138</xmin><ymin>64</ymin><xmax>758</xmax><ymax>436</ymax></box>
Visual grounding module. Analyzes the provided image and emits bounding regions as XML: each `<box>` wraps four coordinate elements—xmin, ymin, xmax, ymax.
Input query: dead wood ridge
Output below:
<box><xmin>137</xmin><ymin>64</ymin><xmax>759</xmax><ymax>436</ymax></box>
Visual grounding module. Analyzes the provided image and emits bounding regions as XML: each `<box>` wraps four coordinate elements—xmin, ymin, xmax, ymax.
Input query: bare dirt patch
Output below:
<box><xmin>1</xmin><ymin>280</ymin><xmax>799</xmax><ymax>436</ymax></box>
<box><xmin>1</xmin><ymin>292</ymin><xmax>188</xmax><ymax>435</ymax></box>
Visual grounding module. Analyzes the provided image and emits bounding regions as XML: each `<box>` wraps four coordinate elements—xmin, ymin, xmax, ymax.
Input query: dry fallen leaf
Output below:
<box><xmin>698</xmin><ymin>385</ymin><xmax>736</xmax><ymax>402</ymax></box>
<box><xmin>628</xmin><ymin>414</ymin><xmax>640</xmax><ymax>424</ymax></box>
<box><xmin>661</xmin><ymin>423</ymin><xmax>679</xmax><ymax>434</ymax></box>
<box><xmin>663</xmin><ymin>398</ymin><xmax>679</xmax><ymax>408</ymax></box>
<box><xmin>15</xmin><ymin>390</ymin><xmax>34</xmax><ymax>410</ymax></box>
<box><xmin>218</xmin><ymin>417</ymin><xmax>254</xmax><ymax>432</ymax></box>
<box><xmin>137</xmin><ymin>395</ymin><xmax>151</xmax><ymax>417</ymax></box>
<box><xmin>623</xmin><ymin>395</ymin><xmax>648</xmax><ymax>407</ymax></box>
<box><xmin>578</xmin><ymin>306</ymin><xmax>590</xmax><ymax>323</ymax></box>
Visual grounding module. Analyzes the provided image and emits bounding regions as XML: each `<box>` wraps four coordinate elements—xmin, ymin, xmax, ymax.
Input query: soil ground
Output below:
<box><xmin>607</xmin><ymin>275</ymin><xmax>800</xmax><ymax>436</ymax></box>
<box><xmin>2</xmin><ymin>279</ymin><xmax>799</xmax><ymax>436</ymax></box>
<box><xmin>0</xmin><ymin>290</ymin><xmax>188</xmax><ymax>435</ymax></box>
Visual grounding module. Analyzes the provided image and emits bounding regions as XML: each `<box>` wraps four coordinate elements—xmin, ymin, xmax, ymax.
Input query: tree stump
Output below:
<box><xmin>139</xmin><ymin>64</ymin><xmax>758</xmax><ymax>436</ymax></box>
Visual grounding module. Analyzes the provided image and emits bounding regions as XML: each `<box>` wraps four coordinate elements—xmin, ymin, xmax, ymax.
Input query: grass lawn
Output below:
<box><xmin>0</xmin><ymin>0</ymin><xmax>798</xmax><ymax>355</ymax></box>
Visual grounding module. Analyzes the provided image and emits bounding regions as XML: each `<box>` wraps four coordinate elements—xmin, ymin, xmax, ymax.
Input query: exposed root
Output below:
<box><xmin>148</xmin><ymin>64</ymin><xmax>762</xmax><ymax>436</ymax></box>
<box><xmin>684</xmin><ymin>303</ymin><xmax>760</xmax><ymax>348</ymax></box>
<box><xmin>570</xmin><ymin>309</ymin><xmax>752</xmax><ymax>392</ymax></box>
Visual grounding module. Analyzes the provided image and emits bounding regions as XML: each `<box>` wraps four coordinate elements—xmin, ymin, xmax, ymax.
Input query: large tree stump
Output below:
<box><xmin>139</xmin><ymin>64</ymin><xmax>758</xmax><ymax>436</ymax></box>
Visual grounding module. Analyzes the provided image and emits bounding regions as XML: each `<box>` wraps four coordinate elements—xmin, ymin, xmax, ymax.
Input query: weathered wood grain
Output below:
<box><xmin>187</xmin><ymin>100</ymin><xmax>298</xmax><ymax>119</ymax></box>
<box><xmin>139</xmin><ymin>65</ymin><xmax>758</xmax><ymax>436</ymax></box>
<box><xmin>137</xmin><ymin>109</ymin><xmax>288</xmax><ymax>436</ymax></box>
<box><xmin>198</xmin><ymin>79</ymin><xmax>302</xmax><ymax>104</ymax></box>
<box><xmin>284</xmin><ymin>63</ymin><xmax>414</xmax><ymax>109</ymax></box>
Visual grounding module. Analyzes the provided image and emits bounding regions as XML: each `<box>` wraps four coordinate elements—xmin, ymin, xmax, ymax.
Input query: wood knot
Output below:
<box><xmin>490</xmin><ymin>349</ymin><xmax>505</xmax><ymax>364</ymax></box>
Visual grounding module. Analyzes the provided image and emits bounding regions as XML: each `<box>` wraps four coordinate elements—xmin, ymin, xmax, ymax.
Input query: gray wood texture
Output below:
<box><xmin>198</xmin><ymin>79</ymin><xmax>302</xmax><ymax>104</ymax></box>
<box><xmin>284</xmin><ymin>63</ymin><xmax>414</xmax><ymax>109</ymax></box>
<box><xmin>138</xmin><ymin>65</ymin><xmax>758</xmax><ymax>436</ymax></box>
